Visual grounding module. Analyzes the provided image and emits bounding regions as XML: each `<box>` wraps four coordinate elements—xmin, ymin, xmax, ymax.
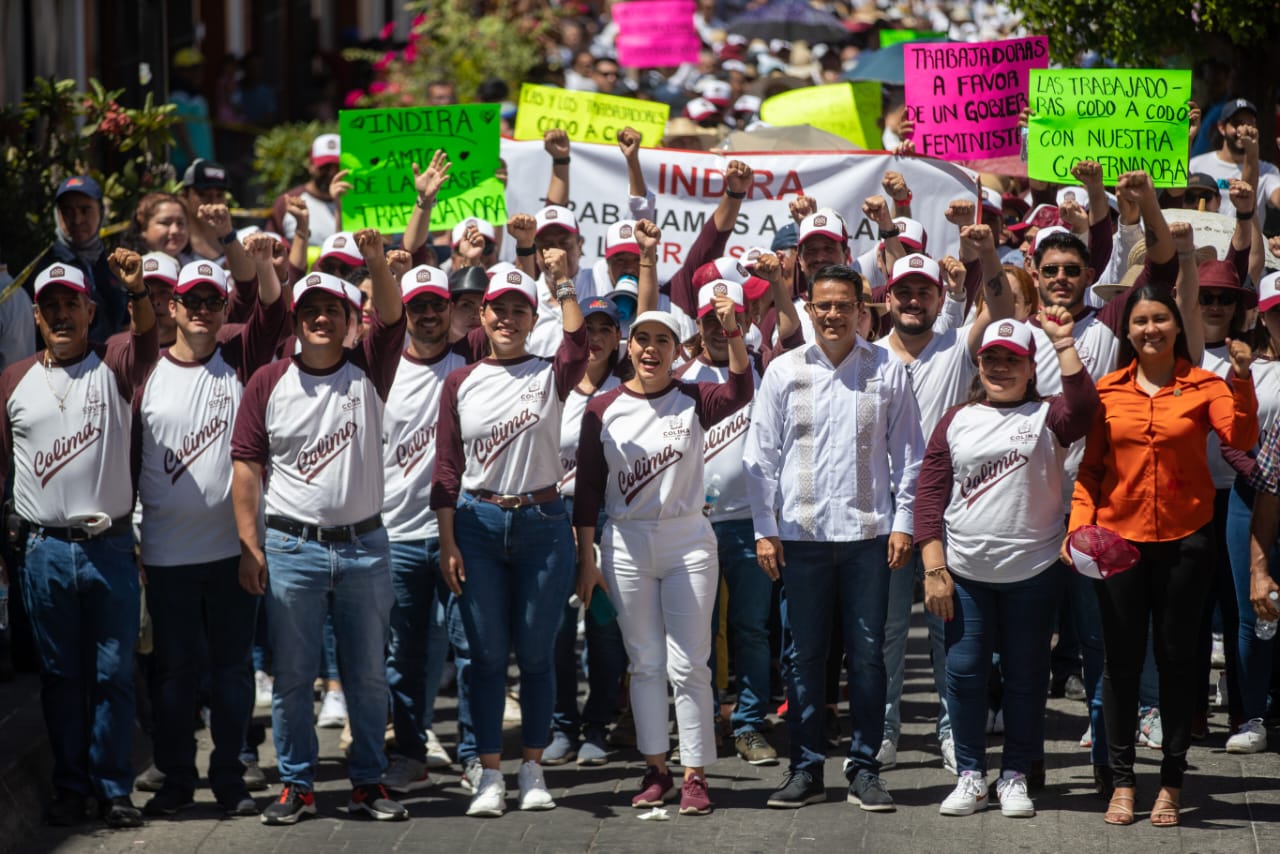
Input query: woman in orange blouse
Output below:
<box><xmin>1066</xmin><ymin>284</ymin><xmax>1257</xmax><ymax>828</ymax></box>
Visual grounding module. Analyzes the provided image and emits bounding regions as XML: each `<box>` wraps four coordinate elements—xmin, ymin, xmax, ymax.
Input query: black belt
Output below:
<box><xmin>265</xmin><ymin>514</ymin><xmax>383</xmax><ymax>544</ymax></box>
<box><xmin>31</xmin><ymin>516</ymin><xmax>131</xmax><ymax>542</ymax></box>
<box><xmin>467</xmin><ymin>486</ymin><xmax>560</xmax><ymax>510</ymax></box>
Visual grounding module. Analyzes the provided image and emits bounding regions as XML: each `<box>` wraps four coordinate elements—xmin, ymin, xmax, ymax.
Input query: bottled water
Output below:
<box><xmin>1256</xmin><ymin>591</ymin><xmax>1280</xmax><ymax>640</ymax></box>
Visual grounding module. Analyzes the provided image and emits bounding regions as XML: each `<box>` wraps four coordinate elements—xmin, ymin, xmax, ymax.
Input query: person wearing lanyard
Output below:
<box><xmin>574</xmin><ymin>287</ymin><xmax>753</xmax><ymax>816</ymax></box>
<box><xmin>1066</xmin><ymin>284</ymin><xmax>1258</xmax><ymax>827</ymax></box>
<box><xmin>430</xmin><ymin>249</ymin><xmax>587</xmax><ymax>817</ymax></box>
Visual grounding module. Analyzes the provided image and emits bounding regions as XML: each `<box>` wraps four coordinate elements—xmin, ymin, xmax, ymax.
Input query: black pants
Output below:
<box><xmin>1095</xmin><ymin>526</ymin><xmax>1212</xmax><ymax>789</ymax></box>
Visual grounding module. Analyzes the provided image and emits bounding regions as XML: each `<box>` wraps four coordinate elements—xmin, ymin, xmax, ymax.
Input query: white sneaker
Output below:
<box><xmin>254</xmin><ymin>670</ymin><xmax>273</xmax><ymax>709</ymax></box>
<box><xmin>1079</xmin><ymin>724</ymin><xmax>1093</xmax><ymax>748</ymax></box>
<box><xmin>1226</xmin><ymin>718</ymin><xmax>1268</xmax><ymax>754</ymax></box>
<box><xmin>940</xmin><ymin>736</ymin><xmax>957</xmax><ymax>775</ymax></box>
<box><xmin>1215</xmin><ymin>672</ymin><xmax>1228</xmax><ymax>708</ymax></box>
<box><xmin>317</xmin><ymin>689</ymin><xmax>347</xmax><ymax>728</ymax></box>
<box><xmin>939</xmin><ymin>771</ymin><xmax>988</xmax><ymax>816</ymax></box>
<box><xmin>517</xmin><ymin>760</ymin><xmax>556</xmax><ymax>811</ymax></box>
<box><xmin>1211</xmin><ymin>632</ymin><xmax>1226</xmax><ymax>667</ymax></box>
<box><xmin>382</xmin><ymin>754</ymin><xmax>431</xmax><ymax>794</ymax></box>
<box><xmin>460</xmin><ymin>758</ymin><xmax>483</xmax><ymax>794</ymax></box>
<box><xmin>986</xmin><ymin>709</ymin><xmax>1004</xmax><ymax>734</ymax></box>
<box><xmin>424</xmin><ymin>730</ymin><xmax>453</xmax><ymax>769</ymax></box>
<box><xmin>876</xmin><ymin>738</ymin><xmax>897</xmax><ymax>770</ymax></box>
<box><xmin>466</xmin><ymin>768</ymin><xmax>506</xmax><ymax>817</ymax></box>
<box><xmin>995</xmin><ymin>770</ymin><xmax>1035</xmax><ymax>817</ymax></box>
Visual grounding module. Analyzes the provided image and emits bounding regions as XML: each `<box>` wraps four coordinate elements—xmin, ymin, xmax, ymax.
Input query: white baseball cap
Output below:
<box><xmin>734</xmin><ymin>94</ymin><xmax>762</xmax><ymax>115</ymax></box>
<box><xmin>450</xmin><ymin>217</ymin><xmax>496</xmax><ymax>247</ymax></box>
<box><xmin>630</xmin><ymin>310</ymin><xmax>683</xmax><ymax>339</ymax></box>
<box><xmin>485</xmin><ymin>267</ymin><xmax>538</xmax><ymax>307</ymax></box>
<box><xmin>141</xmin><ymin>252</ymin><xmax>180</xmax><ymax>286</ymax></box>
<box><xmin>34</xmin><ymin>263</ymin><xmax>89</xmax><ymax>298</ymax></box>
<box><xmin>176</xmin><ymin>260</ymin><xmax>229</xmax><ymax>295</ymax></box>
<box><xmin>978</xmin><ymin>319</ymin><xmax>1035</xmax><ymax>358</ymax></box>
<box><xmin>292</xmin><ymin>271</ymin><xmax>351</xmax><ymax>308</ymax></box>
<box><xmin>697</xmin><ymin>279</ymin><xmax>746</xmax><ymax>317</ymax></box>
<box><xmin>1068</xmin><ymin>525</ymin><xmax>1140</xmax><ymax>580</ymax></box>
<box><xmin>1056</xmin><ymin>185</ymin><xmax>1088</xmax><ymax>211</ymax></box>
<box><xmin>684</xmin><ymin>97</ymin><xmax>719</xmax><ymax>122</ymax></box>
<box><xmin>605</xmin><ymin>221</ymin><xmax>641</xmax><ymax>258</ymax></box>
<box><xmin>311</xmin><ymin>133</ymin><xmax>341</xmax><ymax>166</ymax></box>
<box><xmin>890</xmin><ymin>216</ymin><xmax>927</xmax><ymax>252</ymax></box>
<box><xmin>981</xmin><ymin>186</ymin><xmax>1003</xmax><ymax>216</ymax></box>
<box><xmin>400</xmin><ymin>265</ymin><xmax>450</xmax><ymax>303</ymax></box>
<box><xmin>1259</xmin><ymin>271</ymin><xmax>1280</xmax><ymax>314</ymax></box>
<box><xmin>319</xmin><ymin>231</ymin><xmax>363</xmax><ymax>266</ymax></box>
<box><xmin>696</xmin><ymin>79</ymin><xmax>732</xmax><ymax>106</ymax></box>
<box><xmin>342</xmin><ymin>281</ymin><xmax>364</xmax><ymax>311</ymax></box>
<box><xmin>534</xmin><ymin>205</ymin><xmax>579</xmax><ymax>236</ymax></box>
<box><xmin>798</xmin><ymin>210</ymin><xmax>848</xmax><ymax>245</ymax></box>
<box><xmin>1033</xmin><ymin>225</ymin><xmax>1072</xmax><ymax>252</ymax></box>
<box><xmin>887</xmin><ymin>253</ymin><xmax>942</xmax><ymax>291</ymax></box>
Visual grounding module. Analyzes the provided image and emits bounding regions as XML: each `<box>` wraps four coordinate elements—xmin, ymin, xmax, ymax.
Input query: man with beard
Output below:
<box><xmin>267</xmin><ymin>133</ymin><xmax>350</xmax><ymax>248</ymax></box>
<box><xmin>1188</xmin><ymin>99</ymin><xmax>1280</xmax><ymax>217</ymax></box>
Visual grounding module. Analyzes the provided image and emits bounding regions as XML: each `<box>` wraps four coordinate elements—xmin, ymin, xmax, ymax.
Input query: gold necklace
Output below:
<box><xmin>42</xmin><ymin>353</ymin><xmax>73</xmax><ymax>412</ymax></box>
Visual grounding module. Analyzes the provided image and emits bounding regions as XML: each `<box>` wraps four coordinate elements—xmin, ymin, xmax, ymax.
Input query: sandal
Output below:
<box><xmin>1150</xmin><ymin>788</ymin><xmax>1181</xmax><ymax>827</ymax></box>
<box><xmin>1104</xmin><ymin>786</ymin><xmax>1135</xmax><ymax>825</ymax></box>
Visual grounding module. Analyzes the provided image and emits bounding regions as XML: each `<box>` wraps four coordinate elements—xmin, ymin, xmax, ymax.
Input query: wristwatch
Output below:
<box><xmin>128</xmin><ymin>284</ymin><xmax>151</xmax><ymax>302</ymax></box>
<box><xmin>219</xmin><ymin>231</ymin><xmax>237</xmax><ymax>246</ymax></box>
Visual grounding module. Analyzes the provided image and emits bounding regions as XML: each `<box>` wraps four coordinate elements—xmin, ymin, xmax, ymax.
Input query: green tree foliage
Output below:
<box><xmin>252</xmin><ymin>119</ymin><xmax>339</xmax><ymax>202</ymax></box>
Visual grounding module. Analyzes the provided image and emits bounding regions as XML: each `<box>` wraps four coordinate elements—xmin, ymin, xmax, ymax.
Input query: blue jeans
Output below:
<box><xmin>779</xmin><ymin>537</ymin><xmax>891</xmax><ymax>778</ymax></box>
<box><xmin>146</xmin><ymin>556</ymin><xmax>257</xmax><ymax>798</ymax></box>
<box><xmin>883</xmin><ymin>549</ymin><xmax>950</xmax><ymax>744</ymax></box>
<box><xmin>1227</xmin><ymin>481</ymin><xmax>1279</xmax><ymax>720</ymax></box>
<box><xmin>446</xmin><ymin>592</ymin><xmax>476</xmax><ymax>764</ymax></box>
<box><xmin>454</xmin><ymin>494</ymin><xmax>576</xmax><ymax>755</ymax></box>
<box><xmin>421</xmin><ymin>594</ymin><xmax>450</xmax><ymax>731</ymax></box>
<box><xmin>387</xmin><ymin>539</ymin><xmax>442</xmax><ymax>763</ymax></box>
<box><xmin>945</xmin><ymin>565</ymin><xmax>1065</xmax><ymax>775</ymax></box>
<box><xmin>22</xmin><ymin>529</ymin><xmax>140</xmax><ymax>799</ymax></box>
<box><xmin>711</xmin><ymin>518</ymin><xmax>776</xmax><ymax>735</ymax></box>
<box><xmin>1066</xmin><ymin>570</ymin><xmax>1109</xmax><ymax>766</ymax></box>
<box><xmin>265</xmin><ymin>526</ymin><xmax>394</xmax><ymax>786</ymax></box>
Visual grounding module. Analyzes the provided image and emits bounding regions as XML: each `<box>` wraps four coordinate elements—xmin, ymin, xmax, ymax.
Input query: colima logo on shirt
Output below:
<box><xmin>34</xmin><ymin>423</ymin><xmax>103</xmax><ymax>486</ymax></box>
<box><xmin>618</xmin><ymin>446</ymin><xmax>684</xmax><ymax>505</ymax></box>
<box><xmin>704</xmin><ymin>410</ymin><xmax>750</xmax><ymax>461</ymax></box>
<box><xmin>395</xmin><ymin>424</ymin><xmax>437</xmax><ymax>475</ymax></box>
<box><xmin>163</xmin><ymin>414</ymin><xmax>230</xmax><ymax>483</ymax></box>
<box><xmin>959</xmin><ymin>449</ymin><xmax>1028</xmax><ymax>507</ymax></box>
<box><xmin>296</xmin><ymin>420</ymin><xmax>358</xmax><ymax>482</ymax></box>
<box><xmin>474</xmin><ymin>409</ymin><xmax>540</xmax><ymax>470</ymax></box>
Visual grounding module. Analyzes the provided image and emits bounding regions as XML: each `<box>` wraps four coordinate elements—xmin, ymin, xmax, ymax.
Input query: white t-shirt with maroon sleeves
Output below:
<box><xmin>672</xmin><ymin>356</ymin><xmax>762</xmax><ymax>523</ymax></box>
<box><xmin>430</xmin><ymin>328</ymin><xmax>588</xmax><ymax>508</ymax></box>
<box><xmin>135</xmin><ymin>300</ymin><xmax>285</xmax><ymax>566</ymax></box>
<box><xmin>558</xmin><ymin>373</ymin><xmax>622</xmax><ymax>498</ymax></box>
<box><xmin>230</xmin><ymin>314</ymin><xmax>405</xmax><ymax>527</ymax></box>
<box><xmin>573</xmin><ymin>370</ymin><xmax>754</xmax><ymax>525</ymax></box>
<box><xmin>0</xmin><ymin>329</ymin><xmax>159</xmax><ymax>526</ymax></box>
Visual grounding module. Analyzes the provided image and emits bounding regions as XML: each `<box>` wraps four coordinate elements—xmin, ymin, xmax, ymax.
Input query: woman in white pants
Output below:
<box><xmin>573</xmin><ymin>279</ymin><xmax>752</xmax><ymax>815</ymax></box>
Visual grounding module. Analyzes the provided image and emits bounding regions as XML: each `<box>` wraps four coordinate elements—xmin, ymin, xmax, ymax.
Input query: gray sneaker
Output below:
<box><xmin>242</xmin><ymin>759</ymin><xmax>269</xmax><ymax>791</ymax></box>
<box><xmin>135</xmin><ymin>764</ymin><xmax>166</xmax><ymax>793</ymax></box>
<box><xmin>541</xmin><ymin>730</ymin><xmax>577</xmax><ymax>766</ymax></box>
<box><xmin>460</xmin><ymin>758</ymin><xmax>484</xmax><ymax>794</ymax></box>
<box><xmin>847</xmin><ymin>770</ymin><xmax>895</xmax><ymax>812</ymax></box>
<box><xmin>577</xmin><ymin>727</ymin><xmax>609</xmax><ymax>766</ymax></box>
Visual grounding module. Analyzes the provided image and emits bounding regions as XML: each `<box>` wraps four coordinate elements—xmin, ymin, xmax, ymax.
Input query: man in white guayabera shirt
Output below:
<box><xmin>133</xmin><ymin>234</ymin><xmax>286</xmax><ymax>819</ymax></box>
<box><xmin>231</xmin><ymin>228</ymin><xmax>408</xmax><ymax>826</ymax></box>
<box><xmin>0</xmin><ymin>250</ymin><xmax>156</xmax><ymax>829</ymax></box>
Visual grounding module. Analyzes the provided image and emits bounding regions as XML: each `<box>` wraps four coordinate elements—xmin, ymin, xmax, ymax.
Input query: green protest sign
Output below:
<box><xmin>1028</xmin><ymin>69</ymin><xmax>1191</xmax><ymax>188</ymax></box>
<box><xmin>338</xmin><ymin>105</ymin><xmax>506</xmax><ymax>232</ymax></box>
<box><xmin>879</xmin><ymin>29</ymin><xmax>946</xmax><ymax>49</ymax></box>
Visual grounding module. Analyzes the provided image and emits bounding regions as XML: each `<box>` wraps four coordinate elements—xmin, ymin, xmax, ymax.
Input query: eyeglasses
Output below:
<box><xmin>1199</xmin><ymin>291</ymin><xmax>1239</xmax><ymax>306</ymax></box>
<box><xmin>809</xmin><ymin>300</ymin><xmax>858</xmax><ymax>315</ymax></box>
<box><xmin>407</xmin><ymin>297</ymin><xmax>450</xmax><ymax>314</ymax></box>
<box><xmin>175</xmin><ymin>294</ymin><xmax>227</xmax><ymax>311</ymax></box>
<box><xmin>1039</xmin><ymin>264</ymin><xmax>1083</xmax><ymax>278</ymax></box>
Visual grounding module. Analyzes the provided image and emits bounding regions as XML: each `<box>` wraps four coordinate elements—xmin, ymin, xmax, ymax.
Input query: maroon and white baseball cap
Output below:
<box><xmin>978</xmin><ymin>319</ymin><xmax>1035</xmax><ymax>358</ymax></box>
<box><xmin>981</xmin><ymin>186</ymin><xmax>1003</xmax><ymax>217</ymax></box>
<box><xmin>799</xmin><ymin>210</ymin><xmax>848</xmax><ymax>245</ymax></box>
<box><xmin>1258</xmin><ymin>271</ymin><xmax>1280</xmax><ymax>313</ymax></box>
<box><xmin>485</xmin><ymin>267</ymin><xmax>538</xmax><ymax>307</ymax></box>
<box><xmin>141</xmin><ymin>252</ymin><xmax>180</xmax><ymax>287</ymax></box>
<box><xmin>311</xmin><ymin>133</ymin><xmax>341</xmax><ymax>166</ymax></box>
<box><xmin>292</xmin><ymin>271</ymin><xmax>351</xmax><ymax>308</ymax></box>
<box><xmin>176</xmin><ymin>260</ymin><xmax>229</xmax><ymax>295</ymax></box>
<box><xmin>734</xmin><ymin>94</ymin><xmax>762</xmax><ymax>115</ymax></box>
<box><xmin>342</xmin><ymin>282</ymin><xmax>364</xmax><ymax>311</ymax></box>
<box><xmin>693</xmin><ymin>256</ymin><xmax>749</xmax><ymax>289</ymax></box>
<box><xmin>697</xmin><ymin>79</ymin><xmax>733</xmax><ymax>106</ymax></box>
<box><xmin>400</xmin><ymin>265</ymin><xmax>450</xmax><ymax>303</ymax></box>
<box><xmin>605</xmin><ymin>221</ymin><xmax>641</xmax><ymax>258</ymax></box>
<box><xmin>684</xmin><ymin>97</ymin><xmax>719</xmax><ymax>123</ymax></box>
<box><xmin>888</xmin><ymin>216</ymin><xmax>927</xmax><ymax>252</ymax></box>
<box><xmin>697</xmin><ymin>279</ymin><xmax>746</xmax><ymax>317</ymax></box>
<box><xmin>450</xmin><ymin>217</ymin><xmax>496</xmax><ymax>247</ymax></box>
<box><xmin>34</xmin><ymin>263</ymin><xmax>89</xmax><ymax>298</ymax></box>
<box><xmin>1008</xmin><ymin>203</ymin><xmax>1060</xmax><ymax>235</ymax></box>
<box><xmin>887</xmin><ymin>254</ymin><xmax>942</xmax><ymax>291</ymax></box>
<box><xmin>319</xmin><ymin>231</ymin><xmax>363</xmax><ymax>266</ymax></box>
<box><xmin>534</xmin><ymin>205</ymin><xmax>579</xmax><ymax>237</ymax></box>
<box><xmin>1068</xmin><ymin>525</ymin><xmax>1140</xmax><ymax>580</ymax></box>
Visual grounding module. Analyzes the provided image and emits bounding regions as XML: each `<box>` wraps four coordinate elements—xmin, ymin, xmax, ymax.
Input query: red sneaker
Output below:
<box><xmin>679</xmin><ymin>774</ymin><xmax>713</xmax><ymax>815</ymax></box>
<box><xmin>631</xmin><ymin>765</ymin><xmax>675</xmax><ymax>808</ymax></box>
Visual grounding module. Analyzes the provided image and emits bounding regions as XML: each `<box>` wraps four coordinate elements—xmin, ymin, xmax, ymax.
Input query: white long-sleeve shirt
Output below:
<box><xmin>744</xmin><ymin>338</ymin><xmax>923</xmax><ymax>542</ymax></box>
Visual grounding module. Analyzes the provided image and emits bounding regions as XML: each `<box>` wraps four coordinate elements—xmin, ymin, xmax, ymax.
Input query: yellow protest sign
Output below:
<box><xmin>759</xmin><ymin>83</ymin><xmax>882</xmax><ymax>150</ymax></box>
<box><xmin>513</xmin><ymin>84</ymin><xmax>669</xmax><ymax>148</ymax></box>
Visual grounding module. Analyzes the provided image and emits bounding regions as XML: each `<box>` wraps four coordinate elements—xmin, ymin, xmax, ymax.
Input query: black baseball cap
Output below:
<box><xmin>449</xmin><ymin>266</ymin><xmax>488</xmax><ymax>297</ymax></box>
<box><xmin>182</xmin><ymin>159</ymin><xmax>229</xmax><ymax>191</ymax></box>
<box><xmin>1221</xmin><ymin>98</ymin><xmax>1257</xmax><ymax>124</ymax></box>
<box><xmin>1186</xmin><ymin>173</ymin><xmax>1219</xmax><ymax>195</ymax></box>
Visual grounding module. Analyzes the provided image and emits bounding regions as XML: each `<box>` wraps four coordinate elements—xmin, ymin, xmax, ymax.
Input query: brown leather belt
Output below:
<box><xmin>468</xmin><ymin>486</ymin><xmax>560</xmax><ymax>510</ymax></box>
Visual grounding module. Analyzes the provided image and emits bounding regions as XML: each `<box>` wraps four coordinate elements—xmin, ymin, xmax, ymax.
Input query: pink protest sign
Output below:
<box><xmin>613</xmin><ymin>1</ymin><xmax>701</xmax><ymax>69</ymax></box>
<box><xmin>904</xmin><ymin>36</ymin><xmax>1049</xmax><ymax>162</ymax></box>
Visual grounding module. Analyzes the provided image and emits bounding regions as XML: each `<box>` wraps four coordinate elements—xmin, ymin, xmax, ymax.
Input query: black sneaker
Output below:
<box><xmin>217</xmin><ymin>786</ymin><xmax>259</xmax><ymax>817</ymax></box>
<box><xmin>260</xmin><ymin>784</ymin><xmax>316</xmax><ymax>825</ymax></box>
<box><xmin>348</xmin><ymin>783</ymin><xmax>409</xmax><ymax>821</ymax></box>
<box><xmin>766</xmin><ymin>770</ymin><xmax>826</xmax><ymax>808</ymax></box>
<box><xmin>847</xmin><ymin>770</ymin><xmax>895</xmax><ymax>812</ymax></box>
<box><xmin>100</xmin><ymin>796</ymin><xmax>144</xmax><ymax>828</ymax></box>
<box><xmin>44</xmin><ymin>789</ymin><xmax>87</xmax><ymax>826</ymax></box>
<box><xmin>143</xmin><ymin>786</ymin><xmax>195</xmax><ymax>816</ymax></box>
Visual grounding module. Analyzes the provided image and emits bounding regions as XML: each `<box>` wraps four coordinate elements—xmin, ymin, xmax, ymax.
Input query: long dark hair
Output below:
<box><xmin>1115</xmin><ymin>284</ymin><xmax>1193</xmax><ymax>369</ymax></box>
<box><xmin>966</xmin><ymin>357</ymin><xmax>1041</xmax><ymax>404</ymax></box>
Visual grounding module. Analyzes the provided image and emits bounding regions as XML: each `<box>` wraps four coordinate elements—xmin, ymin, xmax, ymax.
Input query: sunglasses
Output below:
<box><xmin>175</xmin><ymin>294</ymin><xmax>227</xmax><ymax>311</ymax></box>
<box><xmin>1039</xmin><ymin>264</ymin><xmax>1083</xmax><ymax>278</ymax></box>
<box><xmin>809</xmin><ymin>300</ymin><xmax>858</xmax><ymax>315</ymax></box>
<box><xmin>1199</xmin><ymin>291</ymin><xmax>1238</xmax><ymax>306</ymax></box>
<box><xmin>407</xmin><ymin>297</ymin><xmax>450</xmax><ymax>314</ymax></box>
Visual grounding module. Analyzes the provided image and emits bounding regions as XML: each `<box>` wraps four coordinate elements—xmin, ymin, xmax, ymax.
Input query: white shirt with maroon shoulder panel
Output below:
<box><xmin>230</xmin><ymin>312</ymin><xmax>406</xmax><ymax>526</ymax></box>
<box><xmin>135</xmin><ymin>298</ymin><xmax>286</xmax><ymax>566</ymax></box>
<box><xmin>913</xmin><ymin>371</ymin><xmax>1097</xmax><ymax>584</ymax></box>
<box><xmin>0</xmin><ymin>328</ymin><xmax>159</xmax><ymax>526</ymax></box>
<box><xmin>573</xmin><ymin>370</ymin><xmax>754</xmax><ymax>525</ymax></box>
<box><xmin>430</xmin><ymin>327</ymin><xmax>588</xmax><ymax>508</ymax></box>
<box><xmin>559</xmin><ymin>372</ymin><xmax>623</xmax><ymax>498</ymax></box>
